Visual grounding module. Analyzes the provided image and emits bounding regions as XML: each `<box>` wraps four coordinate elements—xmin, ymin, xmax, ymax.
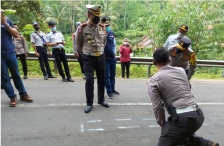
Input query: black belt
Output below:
<box><xmin>53</xmin><ymin>48</ymin><xmax>63</xmax><ymax>50</ymax></box>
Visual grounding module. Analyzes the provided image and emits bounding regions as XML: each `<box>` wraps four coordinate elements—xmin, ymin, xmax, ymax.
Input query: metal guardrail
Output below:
<box><xmin>27</xmin><ymin>53</ymin><xmax>224</xmax><ymax>77</ymax></box>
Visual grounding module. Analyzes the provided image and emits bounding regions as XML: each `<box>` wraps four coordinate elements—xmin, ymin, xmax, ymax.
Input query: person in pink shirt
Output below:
<box><xmin>119</xmin><ymin>38</ymin><xmax>132</xmax><ymax>78</ymax></box>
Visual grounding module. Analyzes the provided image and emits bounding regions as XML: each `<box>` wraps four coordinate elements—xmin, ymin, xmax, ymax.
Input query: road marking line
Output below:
<box><xmin>81</xmin><ymin>124</ymin><xmax>84</xmax><ymax>132</ymax></box>
<box><xmin>87</xmin><ymin>128</ymin><xmax>104</xmax><ymax>131</ymax></box>
<box><xmin>115</xmin><ymin>118</ymin><xmax>132</xmax><ymax>121</ymax></box>
<box><xmin>87</xmin><ymin>120</ymin><xmax>101</xmax><ymax>123</ymax></box>
<box><xmin>118</xmin><ymin>126</ymin><xmax>140</xmax><ymax>129</ymax></box>
<box><xmin>149</xmin><ymin>125</ymin><xmax>160</xmax><ymax>128</ymax></box>
<box><xmin>1</xmin><ymin>103</ymin><xmax>224</xmax><ymax>107</ymax></box>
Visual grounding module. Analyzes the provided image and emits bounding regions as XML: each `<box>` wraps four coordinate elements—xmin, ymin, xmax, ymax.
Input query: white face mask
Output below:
<box><xmin>177</xmin><ymin>32</ymin><xmax>184</xmax><ymax>39</ymax></box>
<box><xmin>123</xmin><ymin>42</ymin><xmax>128</xmax><ymax>45</ymax></box>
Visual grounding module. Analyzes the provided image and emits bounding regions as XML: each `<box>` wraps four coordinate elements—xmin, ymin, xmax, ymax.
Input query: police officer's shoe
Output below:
<box><xmin>62</xmin><ymin>78</ymin><xmax>67</xmax><ymax>82</ymax></box>
<box><xmin>98</xmin><ymin>101</ymin><xmax>109</xmax><ymax>108</ymax></box>
<box><xmin>84</xmin><ymin>106</ymin><xmax>92</xmax><ymax>113</ymax></box>
<box><xmin>67</xmin><ymin>78</ymin><xmax>74</xmax><ymax>82</ymax></box>
<box><xmin>44</xmin><ymin>76</ymin><xmax>48</xmax><ymax>80</ymax></box>
<box><xmin>112</xmin><ymin>90</ymin><xmax>120</xmax><ymax>95</ymax></box>
<box><xmin>48</xmin><ymin>76</ymin><xmax>57</xmax><ymax>78</ymax></box>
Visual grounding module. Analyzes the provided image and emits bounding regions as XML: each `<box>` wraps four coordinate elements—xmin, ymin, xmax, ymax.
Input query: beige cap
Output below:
<box><xmin>86</xmin><ymin>4</ymin><xmax>103</xmax><ymax>17</ymax></box>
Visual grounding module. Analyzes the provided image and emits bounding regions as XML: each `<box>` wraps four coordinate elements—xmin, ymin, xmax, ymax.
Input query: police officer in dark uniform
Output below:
<box><xmin>148</xmin><ymin>47</ymin><xmax>219</xmax><ymax>146</ymax></box>
<box><xmin>75</xmin><ymin>4</ymin><xmax>109</xmax><ymax>113</ymax></box>
<box><xmin>101</xmin><ymin>16</ymin><xmax>119</xmax><ymax>99</ymax></box>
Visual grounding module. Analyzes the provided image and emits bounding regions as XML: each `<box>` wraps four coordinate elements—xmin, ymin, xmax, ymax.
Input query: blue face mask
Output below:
<box><xmin>51</xmin><ymin>27</ymin><xmax>56</xmax><ymax>32</ymax></box>
<box><xmin>106</xmin><ymin>27</ymin><xmax>111</xmax><ymax>32</ymax></box>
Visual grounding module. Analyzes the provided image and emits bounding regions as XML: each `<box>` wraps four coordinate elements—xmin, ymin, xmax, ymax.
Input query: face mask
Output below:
<box><xmin>177</xmin><ymin>32</ymin><xmax>184</xmax><ymax>39</ymax></box>
<box><xmin>34</xmin><ymin>27</ymin><xmax>40</xmax><ymax>31</ymax></box>
<box><xmin>123</xmin><ymin>42</ymin><xmax>128</xmax><ymax>45</ymax></box>
<box><xmin>51</xmin><ymin>27</ymin><xmax>56</xmax><ymax>32</ymax></box>
<box><xmin>92</xmin><ymin>17</ymin><xmax>100</xmax><ymax>24</ymax></box>
<box><xmin>106</xmin><ymin>27</ymin><xmax>110</xmax><ymax>32</ymax></box>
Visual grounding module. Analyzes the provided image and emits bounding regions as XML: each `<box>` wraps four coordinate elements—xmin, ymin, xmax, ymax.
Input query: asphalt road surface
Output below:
<box><xmin>1</xmin><ymin>78</ymin><xmax>224</xmax><ymax>146</ymax></box>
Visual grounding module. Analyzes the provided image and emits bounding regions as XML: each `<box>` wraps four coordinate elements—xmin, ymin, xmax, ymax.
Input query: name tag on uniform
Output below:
<box><xmin>99</xmin><ymin>31</ymin><xmax>104</xmax><ymax>35</ymax></box>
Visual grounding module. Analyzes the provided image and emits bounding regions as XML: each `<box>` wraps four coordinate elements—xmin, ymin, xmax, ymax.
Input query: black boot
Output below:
<box><xmin>185</xmin><ymin>135</ymin><xmax>219</xmax><ymax>146</ymax></box>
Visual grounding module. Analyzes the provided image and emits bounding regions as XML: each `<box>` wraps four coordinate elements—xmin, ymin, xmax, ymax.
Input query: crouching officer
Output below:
<box><xmin>148</xmin><ymin>47</ymin><xmax>219</xmax><ymax>146</ymax></box>
<box><xmin>46</xmin><ymin>21</ymin><xmax>74</xmax><ymax>82</ymax></box>
<box><xmin>75</xmin><ymin>4</ymin><xmax>109</xmax><ymax>113</ymax></box>
<box><xmin>168</xmin><ymin>37</ymin><xmax>196</xmax><ymax>81</ymax></box>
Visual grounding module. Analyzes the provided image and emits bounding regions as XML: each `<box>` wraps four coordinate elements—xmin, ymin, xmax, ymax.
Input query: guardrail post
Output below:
<box><xmin>147</xmin><ymin>65</ymin><xmax>151</xmax><ymax>78</ymax></box>
<box><xmin>222</xmin><ymin>69</ymin><xmax>224</xmax><ymax>78</ymax></box>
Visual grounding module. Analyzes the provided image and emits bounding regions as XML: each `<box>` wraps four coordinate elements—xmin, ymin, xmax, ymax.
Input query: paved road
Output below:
<box><xmin>1</xmin><ymin>78</ymin><xmax>224</xmax><ymax>146</ymax></box>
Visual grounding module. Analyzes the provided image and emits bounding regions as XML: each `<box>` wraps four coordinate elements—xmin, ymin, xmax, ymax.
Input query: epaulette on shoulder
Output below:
<box><xmin>98</xmin><ymin>23</ymin><xmax>105</xmax><ymax>28</ymax></box>
<box><xmin>81</xmin><ymin>22</ymin><xmax>87</xmax><ymax>27</ymax></box>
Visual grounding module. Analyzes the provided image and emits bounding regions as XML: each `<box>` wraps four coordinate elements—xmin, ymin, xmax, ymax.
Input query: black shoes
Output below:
<box><xmin>98</xmin><ymin>101</ymin><xmax>109</xmax><ymax>108</ymax></box>
<box><xmin>23</xmin><ymin>75</ymin><xmax>28</xmax><ymax>79</ymax></box>
<box><xmin>84</xmin><ymin>106</ymin><xmax>92</xmax><ymax>113</ymax></box>
<box><xmin>62</xmin><ymin>78</ymin><xmax>74</xmax><ymax>82</ymax></box>
<box><xmin>44</xmin><ymin>76</ymin><xmax>48</xmax><ymax>80</ymax></box>
<box><xmin>62</xmin><ymin>78</ymin><xmax>67</xmax><ymax>82</ymax></box>
<box><xmin>112</xmin><ymin>90</ymin><xmax>120</xmax><ymax>95</ymax></box>
<box><xmin>48</xmin><ymin>76</ymin><xmax>57</xmax><ymax>78</ymax></box>
<box><xmin>67</xmin><ymin>78</ymin><xmax>74</xmax><ymax>82</ymax></box>
<box><xmin>107</xmin><ymin>93</ymin><xmax>113</xmax><ymax>99</ymax></box>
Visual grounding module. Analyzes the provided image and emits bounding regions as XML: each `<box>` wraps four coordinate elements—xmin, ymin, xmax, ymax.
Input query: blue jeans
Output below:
<box><xmin>1</xmin><ymin>54</ymin><xmax>27</xmax><ymax>98</ymax></box>
<box><xmin>105</xmin><ymin>58</ymin><xmax>116</xmax><ymax>94</ymax></box>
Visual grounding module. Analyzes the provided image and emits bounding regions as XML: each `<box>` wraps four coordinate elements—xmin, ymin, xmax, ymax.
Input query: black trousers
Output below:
<box><xmin>52</xmin><ymin>48</ymin><xmax>71</xmax><ymax>79</ymax></box>
<box><xmin>82</xmin><ymin>54</ymin><xmax>105</xmax><ymax>106</ymax></box>
<box><xmin>16</xmin><ymin>54</ymin><xmax>27</xmax><ymax>76</ymax></box>
<box><xmin>158</xmin><ymin>108</ymin><xmax>204</xmax><ymax>146</ymax></box>
<box><xmin>121</xmin><ymin>61</ymin><xmax>130</xmax><ymax>78</ymax></box>
<box><xmin>78</xmin><ymin>52</ymin><xmax>84</xmax><ymax>74</ymax></box>
<box><xmin>36</xmin><ymin>46</ymin><xmax>53</xmax><ymax>77</ymax></box>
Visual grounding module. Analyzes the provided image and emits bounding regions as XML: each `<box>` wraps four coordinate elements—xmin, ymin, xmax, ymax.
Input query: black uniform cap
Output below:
<box><xmin>101</xmin><ymin>16</ymin><xmax>111</xmax><ymax>26</ymax></box>
<box><xmin>178</xmin><ymin>24</ymin><xmax>188</xmax><ymax>32</ymax></box>
<box><xmin>177</xmin><ymin>37</ymin><xmax>191</xmax><ymax>50</ymax></box>
<box><xmin>48</xmin><ymin>21</ymin><xmax>56</xmax><ymax>26</ymax></box>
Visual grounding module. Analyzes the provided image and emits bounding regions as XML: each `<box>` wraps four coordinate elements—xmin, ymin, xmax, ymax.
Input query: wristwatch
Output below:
<box><xmin>4</xmin><ymin>23</ymin><xmax>10</xmax><ymax>28</ymax></box>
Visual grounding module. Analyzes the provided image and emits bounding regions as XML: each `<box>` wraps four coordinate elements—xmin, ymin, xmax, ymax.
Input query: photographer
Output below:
<box><xmin>119</xmin><ymin>38</ymin><xmax>132</xmax><ymax>79</ymax></box>
<box><xmin>30</xmin><ymin>22</ymin><xmax>56</xmax><ymax>80</ymax></box>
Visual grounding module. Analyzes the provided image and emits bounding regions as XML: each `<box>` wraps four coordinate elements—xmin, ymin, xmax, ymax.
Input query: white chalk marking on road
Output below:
<box><xmin>81</xmin><ymin>124</ymin><xmax>84</xmax><ymax>132</ymax></box>
<box><xmin>87</xmin><ymin>120</ymin><xmax>102</xmax><ymax>123</ymax></box>
<box><xmin>149</xmin><ymin>125</ymin><xmax>160</xmax><ymax>128</ymax></box>
<box><xmin>87</xmin><ymin>128</ymin><xmax>104</xmax><ymax>132</ymax></box>
<box><xmin>1</xmin><ymin>102</ymin><xmax>224</xmax><ymax>107</ymax></box>
<box><xmin>118</xmin><ymin>126</ymin><xmax>140</xmax><ymax>129</ymax></box>
<box><xmin>115</xmin><ymin>118</ymin><xmax>132</xmax><ymax>121</ymax></box>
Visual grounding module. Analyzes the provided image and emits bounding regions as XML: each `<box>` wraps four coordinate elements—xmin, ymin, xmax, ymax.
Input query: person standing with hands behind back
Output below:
<box><xmin>119</xmin><ymin>38</ymin><xmax>132</xmax><ymax>79</ymax></box>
